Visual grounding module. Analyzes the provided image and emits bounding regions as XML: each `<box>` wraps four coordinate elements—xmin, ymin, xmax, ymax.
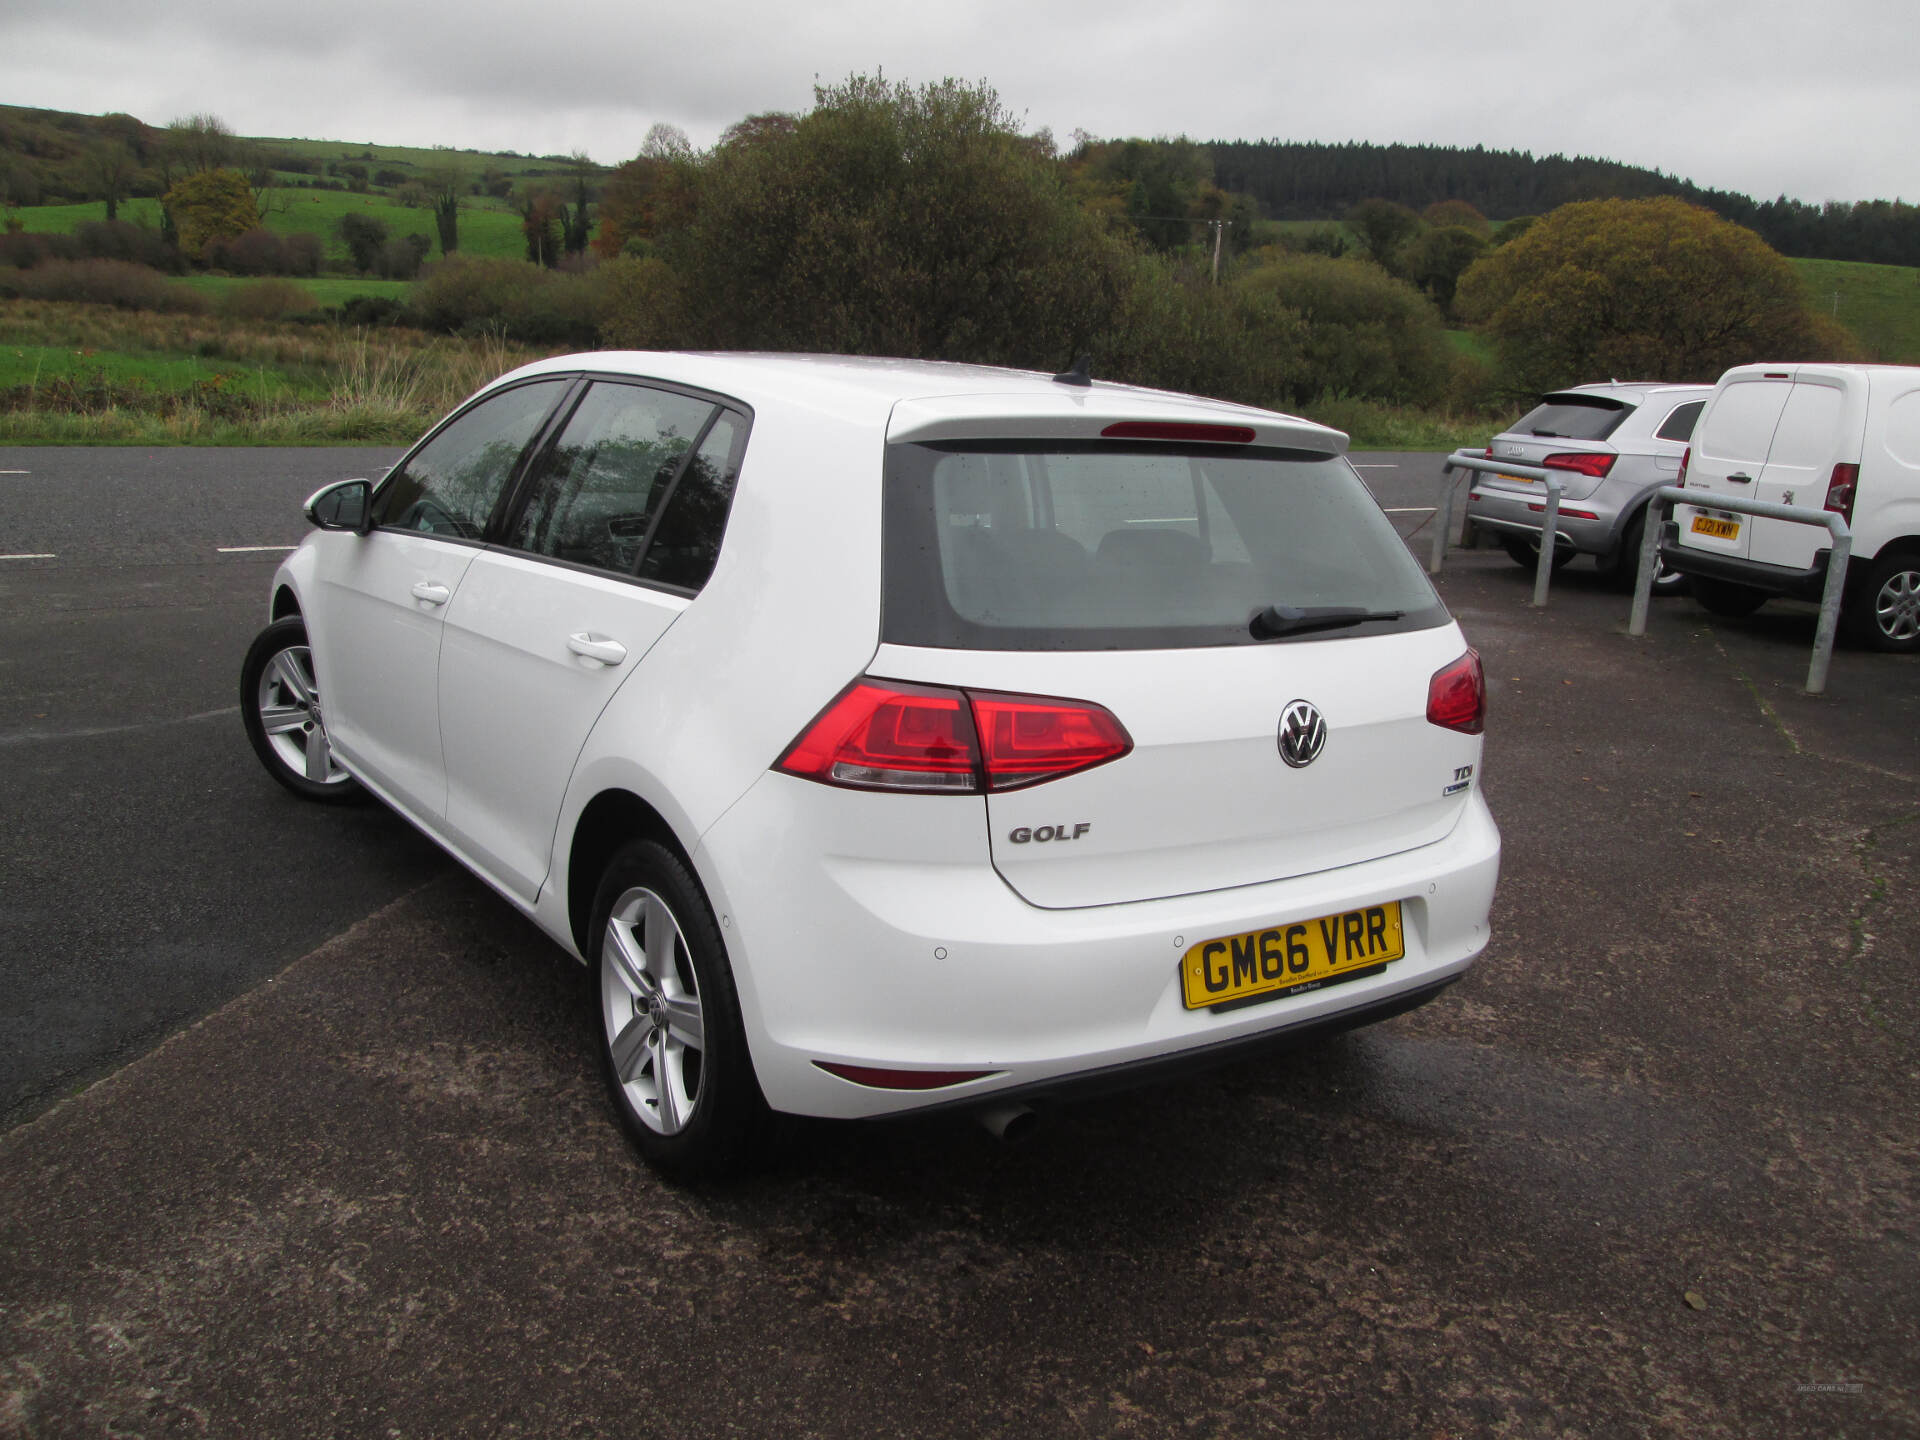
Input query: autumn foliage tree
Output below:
<box><xmin>161</xmin><ymin>168</ymin><xmax>259</xmax><ymax>258</ymax></box>
<box><xmin>1455</xmin><ymin>197</ymin><xmax>1857</xmax><ymax>390</ymax></box>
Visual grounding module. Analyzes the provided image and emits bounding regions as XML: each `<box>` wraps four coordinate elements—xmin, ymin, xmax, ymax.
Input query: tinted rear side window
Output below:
<box><xmin>1654</xmin><ymin>400</ymin><xmax>1706</xmax><ymax>442</ymax></box>
<box><xmin>883</xmin><ymin>443</ymin><xmax>1447</xmax><ymax>650</ymax></box>
<box><xmin>1509</xmin><ymin>396</ymin><xmax>1633</xmax><ymax>442</ymax></box>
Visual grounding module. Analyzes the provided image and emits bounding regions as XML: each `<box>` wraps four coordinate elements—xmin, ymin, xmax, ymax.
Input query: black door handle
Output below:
<box><xmin>1727</xmin><ymin>472</ymin><xmax>1754</xmax><ymax>484</ymax></box>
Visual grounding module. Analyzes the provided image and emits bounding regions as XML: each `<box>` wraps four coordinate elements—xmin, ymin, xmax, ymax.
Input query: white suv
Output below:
<box><xmin>242</xmin><ymin>353</ymin><xmax>1501</xmax><ymax>1177</ymax></box>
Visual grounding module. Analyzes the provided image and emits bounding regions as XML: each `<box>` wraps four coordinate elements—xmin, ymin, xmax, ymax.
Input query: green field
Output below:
<box><xmin>253</xmin><ymin>135</ymin><xmax>591</xmax><ymax>181</ymax></box>
<box><xmin>0</xmin><ymin>343</ymin><xmax>320</xmax><ymax>399</ymax></box>
<box><xmin>1790</xmin><ymin>257</ymin><xmax>1920</xmax><ymax>362</ymax></box>
<box><xmin>10</xmin><ymin>191</ymin><xmax>527</xmax><ymax>266</ymax></box>
<box><xmin>174</xmin><ymin>275</ymin><xmax>415</xmax><ymax>306</ymax></box>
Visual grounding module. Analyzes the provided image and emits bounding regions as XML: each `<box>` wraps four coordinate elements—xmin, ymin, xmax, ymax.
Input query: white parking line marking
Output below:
<box><xmin>1</xmin><ymin>553</ymin><xmax>56</xmax><ymax>560</ymax></box>
<box><xmin>217</xmin><ymin>545</ymin><xmax>297</xmax><ymax>554</ymax></box>
<box><xmin>0</xmin><ymin>470</ymin><xmax>30</xmax><ymax>475</ymax></box>
<box><xmin>1351</xmin><ymin>463</ymin><xmax>1399</xmax><ymax>469</ymax></box>
<box><xmin>1383</xmin><ymin>507</ymin><xmax>1435</xmax><ymax>514</ymax></box>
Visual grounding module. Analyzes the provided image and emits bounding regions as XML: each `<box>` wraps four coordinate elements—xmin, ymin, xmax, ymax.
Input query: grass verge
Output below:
<box><xmin>0</xmin><ymin>299</ymin><xmax>556</xmax><ymax>444</ymax></box>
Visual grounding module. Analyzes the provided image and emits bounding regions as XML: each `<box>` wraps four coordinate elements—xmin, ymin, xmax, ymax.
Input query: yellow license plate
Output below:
<box><xmin>1180</xmin><ymin>902</ymin><xmax>1405</xmax><ymax>1010</ymax></box>
<box><xmin>1498</xmin><ymin>473</ymin><xmax>1538</xmax><ymax>484</ymax></box>
<box><xmin>1690</xmin><ymin>515</ymin><xmax>1740</xmax><ymax>540</ymax></box>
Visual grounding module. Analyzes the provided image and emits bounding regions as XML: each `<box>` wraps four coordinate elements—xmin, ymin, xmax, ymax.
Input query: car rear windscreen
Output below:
<box><xmin>1509</xmin><ymin>395</ymin><xmax>1633</xmax><ymax>441</ymax></box>
<box><xmin>882</xmin><ymin>442</ymin><xmax>1448</xmax><ymax>650</ymax></box>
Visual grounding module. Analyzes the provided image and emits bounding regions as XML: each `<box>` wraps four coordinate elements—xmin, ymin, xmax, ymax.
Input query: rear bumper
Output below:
<box><xmin>695</xmin><ymin>774</ymin><xmax>1501</xmax><ymax>1120</ymax></box>
<box><xmin>1465</xmin><ymin>485</ymin><xmax>1621</xmax><ymax>555</ymax></box>
<box><xmin>1660</xmin><ymin>522</ymin><xmax>1834</xmax><ymax>601</ymax></box>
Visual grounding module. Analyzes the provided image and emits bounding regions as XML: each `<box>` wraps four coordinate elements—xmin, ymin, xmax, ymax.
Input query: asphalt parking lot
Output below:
<box><xmin>3</xmin><ymin>464</ymin><xmax>1917</xmax><ymax>1437</ymax></box>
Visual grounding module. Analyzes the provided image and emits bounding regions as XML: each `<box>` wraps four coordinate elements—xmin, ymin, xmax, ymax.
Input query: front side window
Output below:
<box><xmin>505</xmin><ymin>381</ymin><xmax>718</xmax><ymax>573</ymax></box>
<box><xmin>884</xmin><ymin>442</ymin><xmax>1447</xmax><ymax>650</ymax></box>
<box><xmin>375</xmin><ymin>379</ymin><xmax>569</xmax><ymax>538</ymax></box>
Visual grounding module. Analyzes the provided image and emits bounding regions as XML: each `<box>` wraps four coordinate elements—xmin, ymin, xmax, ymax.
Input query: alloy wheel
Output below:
<box><xmin>254</xmin><ymin>643</ymin><xmax>352</xmax><ymax>787</ymax></box>
<box><xmin>601</xmin><ymin>887</ymin><xmax>707</xmax><ymax>1135</ymax></box>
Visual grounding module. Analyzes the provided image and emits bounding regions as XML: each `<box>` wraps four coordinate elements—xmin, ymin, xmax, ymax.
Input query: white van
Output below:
<box><xmin>1664</xmin><ymin>363</ymin><xmax>1920</xmax><ymax>651</ymax></box>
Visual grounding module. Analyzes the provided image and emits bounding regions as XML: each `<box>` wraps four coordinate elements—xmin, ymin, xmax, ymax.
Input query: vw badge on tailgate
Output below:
<box><xmin>1277</xmin><ymin>700</ymin><xmax>1327</xmax><ymax>768</ymax></box>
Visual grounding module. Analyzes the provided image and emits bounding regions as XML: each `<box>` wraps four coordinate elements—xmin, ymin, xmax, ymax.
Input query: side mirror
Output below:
<box><xmin>304</xmin><ymin>478</ymin><xmax>373</xmax><ymax>535</ymax></box>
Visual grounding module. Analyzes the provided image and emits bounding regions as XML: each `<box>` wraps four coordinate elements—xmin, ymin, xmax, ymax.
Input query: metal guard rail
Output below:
<box><xmin>1436</xmin><ymin>449</ymin><xmax>1564</xmax><ymax>606</ymax></box>
<box><xmin>1628</xmin><ymin>484</ymin><xmax>1853</xmax><ymax>695</ymax></box>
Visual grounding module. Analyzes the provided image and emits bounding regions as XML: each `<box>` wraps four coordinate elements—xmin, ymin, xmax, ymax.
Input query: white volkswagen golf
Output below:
<box><xmin>242</xmin><ymin>353</ymin><xmax>1500</xmax><ymax>1178</ymax></box>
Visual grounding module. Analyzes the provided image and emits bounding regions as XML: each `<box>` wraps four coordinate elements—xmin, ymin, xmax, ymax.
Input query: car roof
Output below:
<box><xmin>491</xmin><ymin>351</ymin><xmax>1347</xmax><ymax>453</ymax></box>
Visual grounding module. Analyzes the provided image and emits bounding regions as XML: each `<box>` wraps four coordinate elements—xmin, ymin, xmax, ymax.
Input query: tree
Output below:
<box><xmin>423</xmin><ymin>158</ymin><xmax>463</xmax><ymax>255</ymax></box>
<box><xmin>1422</xmin><ymin>199</ymin><xmax>1490</xmax><ymax>236</ymax></box>
<box><xmin>1345</xmin><ymin>199</ymin><xmax>1423</xmax><ymax>269</ymax></box>
<box><xmin>168</xmin><ymin>113</ymin><xmax>238</xmax><ymax>174</ymax></box>
<box><xmin>1455</xmin><ymin>197</ymin><xmax>1852</xmax><ymax>390</ymax></box>
<box><xmin>1231</xmin><ymin>252</ymin><xmax>1450</xmax><ymax>407</ymax></box>
<box><xmin>84</xmin><ymin>141</ymin><xmax>137</xmax><ymax>221</ymax></box>
<box><xmin>162</xmin><ymin>168</ymin><xmax>260</xmax><ymax>258</ymax></box>
<box><xmin>338</xmin><ymin>212</ymin><xmax>389</xmax><ymax>273</ymax></box>
<box><xmin>520</xmin><ymin>188</ymin><xmax>564</xmax><ymax>267</ymax></box>
<box><xmin>661</xmin><ymin>74</ymin><xmax>1133</xmax><ymax>368</ymax></box>
<box><xmin>564</xmin><ymin>151</ymin><xmax>596</xmax><ymax>256</ymax></box>
<box><xmin>1400</xmin><ymin>225</ymin><xmax>1489</xmax><ymax>314</ymax></box>
<box><xmin>592</xmin><ymin>151</ymin><xmax>698</xmax><ymax>258</ymax></box>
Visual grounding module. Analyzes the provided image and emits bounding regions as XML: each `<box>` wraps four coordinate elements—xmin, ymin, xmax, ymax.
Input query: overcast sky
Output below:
<box><xmin>2</xmin><ymin>0</ymin><xmax>1912</xmax><ymax>205</ymax></box>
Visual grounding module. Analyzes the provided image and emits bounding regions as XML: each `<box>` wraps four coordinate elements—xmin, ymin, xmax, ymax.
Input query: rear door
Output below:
<box><xmin>1678</xmin><ymin>370</ymin><xmax>1792</xmax><ymax>560</ymax></box>
<box><xmin>879</xmin><ymin>441</ymin><xmax>1477</xmax><ymax>909</ymax></box>
<box><xmin>1750</xmin><ymin>375</ymin><xmax>1860</xmax><ymax>569</ymax></box>
<box><xmin>436</xmin><ymin>381</ymin><xmax>747</xmax><ymax>904</ymax></box>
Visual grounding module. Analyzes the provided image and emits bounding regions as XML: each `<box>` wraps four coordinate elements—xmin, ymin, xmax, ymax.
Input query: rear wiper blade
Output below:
<box><xmin>1250</xmin><ymin>604</ymin><xmax>1405</xmax><ymax>639</ymax></box>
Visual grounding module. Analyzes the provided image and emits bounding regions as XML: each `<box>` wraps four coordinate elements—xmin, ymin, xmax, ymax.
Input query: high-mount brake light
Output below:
<box><xmin>1824</xmin><ymin>462</ymin><xmax>1859</xmax><ymax>521</ymax></box>
<box><xmin>775</xmin><ymin>679</ymin><xmax>1134</xmax><ymax>794</ymax></box>
<box><xmin>1427</xmin><ymin>649</ymin><xmax>1486</xmax><ymax>735</ymax></box>
<box><xmin>1100</xmin><ymin>421</ymin><xmax>1256</xmax><ymax>444</ymax></box>
<box><xmin>1542</xmin><ymin>451</ymin><xmax>1616</xmax><ymax>478</ymax></box>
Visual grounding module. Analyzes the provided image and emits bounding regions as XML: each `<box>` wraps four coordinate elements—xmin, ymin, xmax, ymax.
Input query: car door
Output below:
<box><xmin>436</xmin><ymin>379</ymin><xmax>748</xmax><ymax>905</ymax></box>
<box><xmin>1750</xmin><ymin>376</ymin><xmax>1859</xmax><ymax>569</ymax></box>
<box><xmin>310</xmin><ymin>377</ymin><xmax>573</xmax><ymax>820</ymax></box>
<box><xmin>1678</xmin><ymin>373</ymin><xmax>1791</xmax><ymax>561</ymax></box>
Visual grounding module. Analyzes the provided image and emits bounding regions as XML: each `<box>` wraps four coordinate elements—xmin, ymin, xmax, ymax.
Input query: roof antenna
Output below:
<box><xmin>1052</xmin><ymin>354</ymin><xmax>1093</xmax><ymax>387</ymax></box>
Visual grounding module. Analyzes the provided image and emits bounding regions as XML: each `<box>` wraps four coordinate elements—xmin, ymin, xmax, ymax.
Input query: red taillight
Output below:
<box><xmin>1100</xmin><ymin>421</ymin><xmax>1255</xmax><ymax>444</ymax></box>
<box><xmin>814</xmin><ymin>1062</ymin><xmax>998</xmax><ymax>1090</ymax></box>
<box><xmin>1824</xmin><ymin>462</ymin><xmax>1859</xmax><ymax>521</ymax></box>
<box><xmin>775</xmin><ymin>680</ymin><xmax>980</xmax><ymax>792</ymax></box>
<box><xmin>1542</xmin><ymin>451</ymin><xmax>1616</xmax><ymax>479</ymax></box>
<box><xmin>1482</xmin><ymin>446</ymin><xmax>1493</xmax><ymax>459</ymax></box>
<box><xmin>1427</xmin><ymin>649</ymin><xmax>1485</xmax><ymax>735</ymax></box>
<box><xmin>971</xmin><ymin>691</ymin><xmax>1132</xmax><ymax>790</ymax></box>
<box><xmin>775</xmin><ymin>679</ymin><xmax>1133</xmax><ymax>794</ymax></box>
<box><xmin>1677</xmin><ymin>445</ymin><xmax>1691</xmax><ymax>486</ymax></box>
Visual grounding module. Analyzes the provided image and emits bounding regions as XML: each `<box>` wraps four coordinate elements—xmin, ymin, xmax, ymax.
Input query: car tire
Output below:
<box><xmin>1691</xmin><ymin>577</ymin><xmax>1768</xmax><ymax>618</ymax></box>
<box><xmin>1502</xmin><ymin>536</ymin><xmax>1574</xmax><ymax>572</ymax></box>
<box><xmin>1609</xmin><ymin>512</ymin><xmax>1690</xmax><ymax>597</ymax></box>
<box><xmin>591</xmin><ymin>839</ymin><xmax>768</xmax><ymax>1182</ymax></box>
<box><xmin>1847</xmin><ymin>551</ymin><xmax>1920</xmax><ymax>653</ymax></box>
<box><xmin>240</xmin><ymin>616</ymin><xmax>365</xmax><ymax>803</ymax></box>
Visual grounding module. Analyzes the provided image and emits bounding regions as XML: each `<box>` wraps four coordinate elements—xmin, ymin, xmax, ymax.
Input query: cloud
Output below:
<box><xmin>0</xmin><ymin>0</ymin><xmax>1912</xmax><ymax>201</ymax></box>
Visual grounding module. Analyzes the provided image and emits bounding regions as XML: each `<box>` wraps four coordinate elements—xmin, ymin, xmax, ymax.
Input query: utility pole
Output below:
<box><xmin>1210</xmin><ymin>219</ymin><xmax>1224</xmax><ymax>285</ymax></box>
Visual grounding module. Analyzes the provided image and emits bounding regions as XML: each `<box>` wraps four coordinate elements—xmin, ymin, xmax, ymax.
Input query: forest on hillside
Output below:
<box><xmin>1209</xmin><ymin>140</ymin><xmax>1920</xmax><ymax>268</ymax></box>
